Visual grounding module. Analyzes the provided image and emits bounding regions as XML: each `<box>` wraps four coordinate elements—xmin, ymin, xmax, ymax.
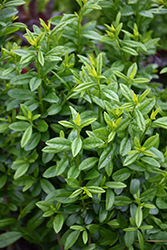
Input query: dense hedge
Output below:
<box><xmin>1</xmin><ymin>1</ymin><xmax>167</xmax><ymax>250</ymax></box>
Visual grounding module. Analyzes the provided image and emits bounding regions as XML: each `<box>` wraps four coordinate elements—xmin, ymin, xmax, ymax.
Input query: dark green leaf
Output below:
<box><xmin>112</xmin><ymin>168</ymin><xmax>131</xmax><ymax>181</ymax></box>
<box><xmin>125</xmin><ymin>231</ymin><xmax>135</xmax><ymax>247</ymax></box>
<box><xmin>106</xmin><ymin>189</ymin><xmax>115</xmax><ymax>210</ymax></box>
<box><xmin>40</xmin><ymin>179</ymin><xmax>55</xmax><ymax>194</ymax></box>
<box><xmin>0</xmin><ymin>232</ymin><xmax>22</xmax><ymax>248</ymax></box>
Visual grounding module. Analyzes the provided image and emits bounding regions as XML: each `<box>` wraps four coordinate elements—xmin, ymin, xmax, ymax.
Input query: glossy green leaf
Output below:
<box><xmin>0</xmin><ymin>175</ymin><xmax>7</xmax><ymax>189</ymax></box>
<box><xmin>83</xmin><ymin>136</ymin><xmax>104</xmax><ymax>149</ymax></box>
<box><xmin>120</xmin><ymin>83</ymin><xmax>132</xmax><ymax>101</ymax></box>
<box><xmin>106</xmin><ymin>188</ymin><xmax>115</xmax><ymax>210</ymax></box>
<box><xmin>123</xmin><ymin>153</ymin><xmax>139</xmax><ymax>166</ymax></box>
<box><xmin>140</xmin><ymin>157</ymin><xmax>160</xmax><ymax>167</ymax></box>
<box><xmin>112</xmin><ymin>168</ymin><xmax>131</xmax><ymax>181</ymax></box>
<box><xmin>45</xmin><ymin>137</ymin><xmax>71</xmax><ymax>152</ymax></box>
<box><xmin>143</xmin><ymin>134</ymin><xmax>159</xmax><ymax>149</ymax></box>
<box><xmin>135</xmin><ymin>206</ymin><xmax>143</xmax><ymax>228</ymax></box>
<box><xmin>66</xmin><ymin>178</ymin><xmax>80</xmax><ymax>189</ymax></box>
<box><xmin>37</xmin><ymin>120</ymin><xmax>48</xmax><ymax>132</ymax></box>
<box><xmin>125</xmin><ymin>231</ymin><xmax>135</xmax><ymax>247</ymax></box>
<box><xmin>64</xmin><ymin>230</ymin><xmax>80</xmax><ymax>250</ymax></box>
<box><xmin>21</xmin><ymin>125</ymin><xmax>33</xmax><ymax>148</ymax></box>
<box><xmin>9</xmin><ymin>121</ymin><xmax>30</xmax><ymax>131</ymax></box>
<box><xmin>105</xmin><ymin>181</ymin><xmax>127</xmax><ymax>189</ymax></box>
<box><xmin>120</xmin><ymin>137</ymin><xmax>131</xmax><ymax>156</ymax></box>
<box><xmin>71</xmin><ymin>137</ymin><xmax>82</xmax><ymax>157</ymax></box>
<box><xmin>40</xmin><ymin>179</ymin><xmax>55</xmax><ymax>194</ymax></box>
<box><xmin>137</xmin><ymin>230</ymin><xmax>144</xmax><ymax>250</ymax></box>
<box><xmin>0</xmin><ymin>232</ymin><xmax>22</xmax><ymax>248</ymax></box>
<box><xmin>134</xmin><ymin>109</ymin><xmax>145</xmax><ymax>132</ymax></box>
<box><xmin>29</xmin><ymin>77</ymin><xmax>42</xmax><ymax>92</ymax></box>
<box><xmin>130</xmin><ymin>179</ymin><xmax>140</xmax><ymax>195</ymax></box>
<box><xmin>55</xmin><ymin>158</ymin><xmax>69</xmax><ymax>176</ymax></box>
<box><xmin>152</xmin><ymin>117</ymin><xmax>167</xmax><ymax>129</ymax></box>
<box><xmin>53</xmin><ymin>214</ymin><xmax>64</xmax><ymax>233</ymax></box>
<box><xmin>122</xmin><ymin>46</ymin><xmax>138</xmax><ymax>56</ymax></box>
<box><xmin>79</xmin><ymin>157</ymin><xmax>98</xmax><ymax>170</ymax></box>
<box><xmin>47</xmin><ymin>103</ymin><xmax>62</xmax><ymax>116</ymax></box>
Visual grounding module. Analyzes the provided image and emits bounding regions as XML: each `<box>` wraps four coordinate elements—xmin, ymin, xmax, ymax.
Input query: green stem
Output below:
<box><xmin>97</xmin><ymin>79</ymin><xmax>102</xmax><ymax>123</ymax></box>
<box><xmin>36</xmin><ymin>54</ymin><xmax>44</xmax><ymax>113</ymax></box>
<box><xmin>47</xmin><ymin>34</ymin><xmax>50</xmax><ymax>52</ymax></box>
<box><xmin>115</xmin><ymin>39</ymin><xmax>125</xmax><ymax>64</ymax></box>
<box><xmin>136</xmin><ymin>0</ymin><xmax>140</xmax><ymax>26</ymax></box>
<box><xmin>61</xmin><ymin>84</ymin><xmax>78</xmax><ymax>107</ymax></box>
<box><xmin>77</xmin><ymin>8</ymin><xmax>83</xmax><ymax>54</ymax></box>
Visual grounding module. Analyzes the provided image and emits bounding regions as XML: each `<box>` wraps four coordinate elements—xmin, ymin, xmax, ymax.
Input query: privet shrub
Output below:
<box><xmin>1</xmin><ymin>0</ymin><xmax>167</xmax><ymax>249</ymax></box>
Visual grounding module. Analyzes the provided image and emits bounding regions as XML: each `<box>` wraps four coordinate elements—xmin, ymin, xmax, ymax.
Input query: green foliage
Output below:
<box><xmin>1</xmin><ymin>0</ymin><xmax>167</xmax><ymax>249</ymax></box>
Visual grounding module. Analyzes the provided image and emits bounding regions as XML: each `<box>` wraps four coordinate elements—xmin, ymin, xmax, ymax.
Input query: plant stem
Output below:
<box><xmin>115</xmin><ymin>38</ymin><xmax>125</xmax><ymax>64</ymax></box>
<box><xmin>77</xmin><ymin>7</ymin><xmax>83</xmax><ymax>54</ymax></box>
<box><xmin>136</xmin><ymin>0</ymin><xmax>140</xmax><ymax>26</ymax></box>
<box><xmin>36</xmin><ymin>54</ymin><xmax>44</xmax><ymax>113</ymax></box>
<box><xmin>56</xmin><ymin>233</ymin><xmax>64</xmax><ymax>250</ymax></box>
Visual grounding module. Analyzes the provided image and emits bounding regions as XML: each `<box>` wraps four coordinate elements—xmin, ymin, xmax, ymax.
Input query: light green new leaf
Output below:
<box><xmin>160</xmin><ymin>67</ymin><xmax>167</xmax><ymax>74</ymax></box>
